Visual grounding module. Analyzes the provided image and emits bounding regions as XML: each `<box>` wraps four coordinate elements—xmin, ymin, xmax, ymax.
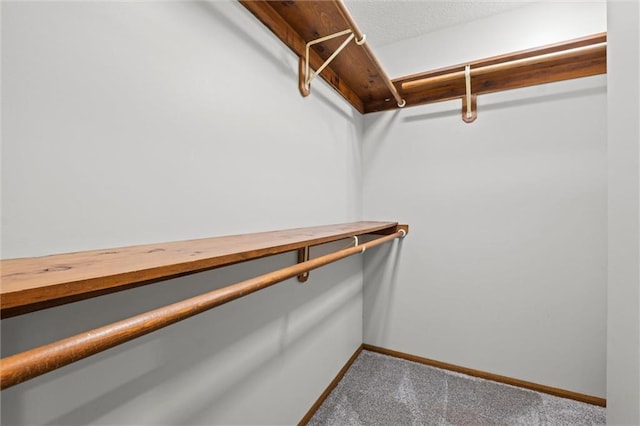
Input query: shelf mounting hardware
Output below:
<box><xmin>462</xmin><ymin>65</ymin><xmax>477</xmax><ymax>123</ymax></box>
<box><xmin>297</xmin><ymin>246</ymin><xmax>310</xmax><ymax>282</ymax></box>
<box><xmin>299</xmin><ymin>29</ymin><xmax>356</xmax><ymax>97</ymax></box>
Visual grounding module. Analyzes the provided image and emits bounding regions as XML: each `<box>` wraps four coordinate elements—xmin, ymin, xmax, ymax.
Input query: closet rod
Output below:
<box><xmin>336</xmin><ymin>0</ymin><xmax>406</xmax><ymax>108</ymax></box>
<box><xmin>401</xmin><ymin>42</ymin><xmax>606</xmax><ymax>93</ymax></box>
<box><xmin>0</xmin><ymin>230</ymin><xmax>405</xmax><ymax>390</ymax></box>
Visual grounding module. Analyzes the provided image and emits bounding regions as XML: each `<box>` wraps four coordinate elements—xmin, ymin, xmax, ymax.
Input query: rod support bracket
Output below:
<box><xmin>396</xmin><ymin>224</ymin><xmax>409</xmax><ymax>237</ymax></box>
<box><xmin>462</xmin><ymin>65</ymin><xmax>478</xmax><ymax>123</ymax></box>
<box><xmin>462</xmin><ymin>94</ymin><xmax>478</xmax><ymax>123</ymax></box>
<box><xmin>300</xmin><ymin>29</ymin><xmax>354</xmax><ymax>97</ymax></box>
<box><xmin>297</xmin><ymin>246</ymin><xmax>310</xmax><ymax>282</ymax></box>
<box><xmin>298</xmin><ymin>57</ymin><xmax>311</xmax><ymax>97</ymax></box>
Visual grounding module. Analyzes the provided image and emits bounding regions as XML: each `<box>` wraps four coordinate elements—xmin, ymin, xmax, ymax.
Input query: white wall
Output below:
<box><xmin>1</xmin><ymin>2</ymin><xmax>363</xmax><ymax>424</ymax></box>
<box><xmin>363</xmin><ymin>2</ymin><xmax>608</xmax><ymax>399</ymax></box>
<box><xmin>606</xmin><ymin>1</ymin><xmax>640</xmax><ymax>424</ymax></box>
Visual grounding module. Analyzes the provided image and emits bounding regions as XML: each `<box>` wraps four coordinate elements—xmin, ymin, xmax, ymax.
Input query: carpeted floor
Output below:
<box><xmin>308</xmin><ymin>350</ymin><xmax>605</xmax><ymax>425</ymax></box>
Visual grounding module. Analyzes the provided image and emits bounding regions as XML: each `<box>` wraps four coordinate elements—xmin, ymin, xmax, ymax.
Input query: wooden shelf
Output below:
<box><xmin>240</xmin><ymin>0</ymin><xmax>399</xmax><ymax>114</ymax></box>
<box><xmin>1</xmin><ymin>224</ymin><xmax>408</xmax><ymax>390</ymax></box>
<box><xmin>0</xmin><ymin>222</ymin><xmax>403</xmax><ymax>318</ymax></box>
<box><xmin>240</xmin><ymin>1</ymin><xmax>606</xmax><ymax>115</ymax></box>
<box><xmin>367</xmin><ymin>33</ymin><xmax>607</xmax><ymax>113</ymax></box>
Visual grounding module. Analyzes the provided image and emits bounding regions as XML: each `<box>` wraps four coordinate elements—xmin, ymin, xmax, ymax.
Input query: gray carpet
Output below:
<box><xmin>308</xmin><ymin>350</ymin><xmax>605</xmax><ymax>425</ymax></box>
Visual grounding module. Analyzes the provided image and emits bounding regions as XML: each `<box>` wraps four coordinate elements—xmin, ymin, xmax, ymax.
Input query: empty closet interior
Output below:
<box><xmin>2</xmin><ymin>1</ymin><xmax>638</xmax><ymax>425</ymax></box>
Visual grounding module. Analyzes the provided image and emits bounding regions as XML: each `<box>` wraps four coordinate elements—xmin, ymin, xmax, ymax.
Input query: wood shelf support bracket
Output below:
<box><xmin>299</xmin><ymin>28</ymin><xmax>355</xmax><ymax>97</ymax></box>
<box><xmin>297</xmin><ymin>246</ymin><xmax>310</xmax><ymax>282</ymax></box>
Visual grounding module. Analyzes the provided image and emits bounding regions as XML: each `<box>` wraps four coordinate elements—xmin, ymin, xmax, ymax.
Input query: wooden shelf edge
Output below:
<box><xmin>364</xmin><ymin>33</ymin><xmax>607</xmax><ymax>113</ymax></box>
<box><xmin>239</xmin><ymin>2</ymin><xmax>606</xmax><ymax>116</ymax></box>
<box><xmin>239</xmin><ymin>0</ymin><xmax>366</xmax><ymax>113</ymax></box>
<box><xmin>0</xmin><ymin>221</ymin><xmax>401</xmax><ymax>318</ymax></box>
<box><xmin>397</xmin><ymin>32</ymin><xmax>606</xmax><ymax>86</ymax></box>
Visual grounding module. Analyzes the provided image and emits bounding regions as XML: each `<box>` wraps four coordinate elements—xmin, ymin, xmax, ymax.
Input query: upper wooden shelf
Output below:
<box><xmin>368</xmin><ymin>32</ymin><xmax>607</xmax><ymax>113</ymax></box>
<box><xmin>0</xmin><ymin>221</ymin><xmax>404</xmax><ymax>318</ymax></box>
<box><xmin>240</xmin><ymin>0</ymin><xmax>400</xmax><ymax>113</ymax></box>
<box><xmin>240</xmin><ymin>1</ymin><xmax>606</xmax><ymax>115</ymax></box>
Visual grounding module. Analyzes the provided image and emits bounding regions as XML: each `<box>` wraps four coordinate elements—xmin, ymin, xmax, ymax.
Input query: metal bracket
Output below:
<box><xmin>462</xmin><ymin>65</ymin><xmax>477</xmax><ymax>123</ymax></box>
<box><xmin>299</xmin><ymin>29</ymin><xmax>355</xmax><ymax>97</ymax></box>
<box><xmin>297</xmin><ymin>246</ymin><xmax>310</xmax><ymax>282</ymax></box>
<box><xmin>462</xmin><ymin>94</ymin><xmax>477</xmax><ymax>123</ymax></box>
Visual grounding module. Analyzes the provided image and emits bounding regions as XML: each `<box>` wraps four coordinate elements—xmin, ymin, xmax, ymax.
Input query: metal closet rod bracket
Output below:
<box><xmin>296</xmin><ymin>235</ymin><xmax>362</xmax><ymax>282</ymax></box>
<box><xmin>297</xmin><ymin>25</ymin><xmax>406</xmax><ymax>109</ymax></box>
<box><xmin>297</xmin><ymin>246</ymin><xmax>310</xmax><ymax>282</ymax></box>
<box><xmin>462</xmin><ymin>65</ymin><xmax>478</xmax><ymax>123</ymax></box>
<box><xmin>299</xmin><ymin>28</ymin><xmax>356</xmax><ymax>97</ymax></box>
<box><xmin>296</xmin><ymin>225</ymin><xmax>407</xmax><ymax>283</ymax></box>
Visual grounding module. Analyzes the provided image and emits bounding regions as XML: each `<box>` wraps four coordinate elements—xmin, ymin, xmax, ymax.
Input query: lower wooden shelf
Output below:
<box><xmin>0</xmin><ymin>221</ymin><xmax>406</xmax><ymax>318</ymax></box>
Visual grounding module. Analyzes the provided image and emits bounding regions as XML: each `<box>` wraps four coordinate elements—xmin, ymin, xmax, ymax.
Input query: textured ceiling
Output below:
<box><xmin>344</xmin><ymin>1</ymin><xmax>532</xmax><ymax>48</ymax></box>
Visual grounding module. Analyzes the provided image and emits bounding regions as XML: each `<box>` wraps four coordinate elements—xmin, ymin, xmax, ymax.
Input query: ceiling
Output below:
<box><xmin>344</xmin><ymin>1</ymin><xmax>532</xmax><ymax>49</ymax></box>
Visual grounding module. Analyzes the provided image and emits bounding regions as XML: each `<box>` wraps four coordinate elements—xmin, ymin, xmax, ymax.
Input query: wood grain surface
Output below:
<box><xmin>239</xmin><ymin>1</ymin><xmax>401</xmax><ymax>112</ymax></box>
<box><xmin>1</xmin><ymin>222</ymin><xmax>400</xmax><ymax>317</ymax></box>
<box><xmin>0</xmin><ymin>230</ymin><xmax>407</xmax><ymax>390</ymax></box>
<box><xmin>239</xmin><ymin>3</ymin><xmax>605</xmax><ymax>115</ymax></box>
<box><xmin>366</xmin><ymin>33</ymin><xmax>607</xmax><ymax>113</ymax></box>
